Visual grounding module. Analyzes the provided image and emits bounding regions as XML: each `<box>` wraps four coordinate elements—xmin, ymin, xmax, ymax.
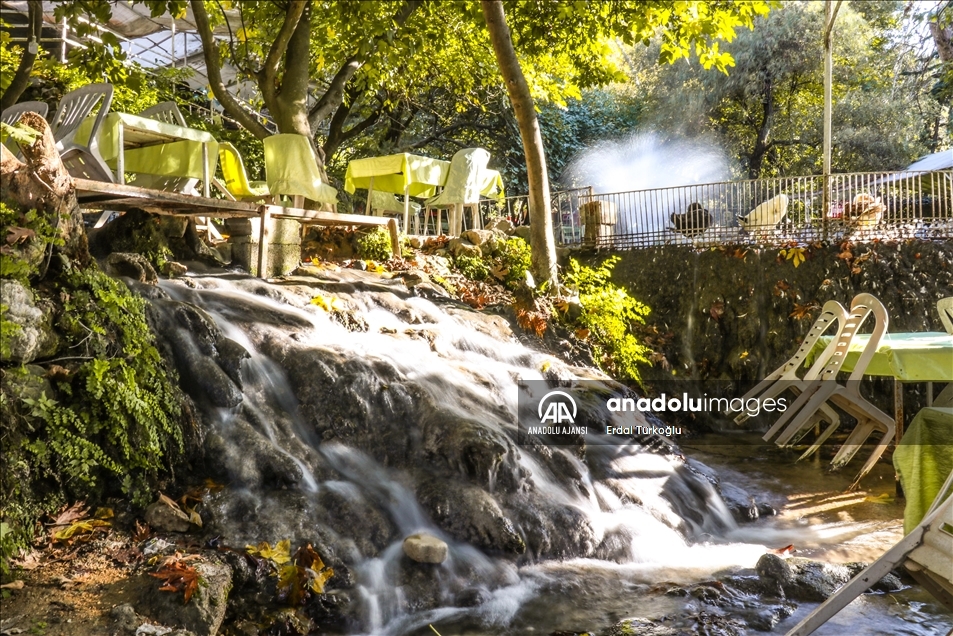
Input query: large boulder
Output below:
<box><xmin>756</xmin><ymin>554</ymin><xmax>855</xmax><ymax>601</ymax></box>
<box><xmin>146</xmin><ymin>557</ymin><xmax>232</xmax><ymax>636</ymax></box>
<box><xmin>0</xmin><ymin>279</ymin><xmax>61</xmax><ymax>363</ymax></box>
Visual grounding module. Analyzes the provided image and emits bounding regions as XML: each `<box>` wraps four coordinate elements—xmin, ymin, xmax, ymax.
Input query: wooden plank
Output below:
<box><xmin>269</xmin><ymin>206</ymin><xmax>390</xmax><ymax>226</ymax></box>
<box><xmin>74</xmin><ymin>178</ymin><xmax>259</xmax><ymax>214</ymax></box>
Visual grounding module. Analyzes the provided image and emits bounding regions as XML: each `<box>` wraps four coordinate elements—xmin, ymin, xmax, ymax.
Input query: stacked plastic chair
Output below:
<box><xmin>768</xmin><ymin>293</ymin><xmax>895</xmax><ymax>490</ymax></box>
<box><xmin>737</xmin><ymin>300</ymin><xmax>848</xmax><ymax>461</ymax></box>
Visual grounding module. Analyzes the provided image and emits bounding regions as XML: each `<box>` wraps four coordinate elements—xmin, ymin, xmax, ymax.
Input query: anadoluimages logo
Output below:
<box><xmin>537</xmin><ymin>390</ymin><xmax>577</xmax><ymax>424</ymax></box>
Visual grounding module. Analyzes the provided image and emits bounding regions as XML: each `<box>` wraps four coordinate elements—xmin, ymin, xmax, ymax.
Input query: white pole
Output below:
<box><xmin>822</xmin><ymin>0</ymin><xmax>842</xmax><ymax>239</ymax></box>
<box><xmin>171</xmin><ymin>19</ymin><xmax>176</xmax><ymax>67</ymax></box>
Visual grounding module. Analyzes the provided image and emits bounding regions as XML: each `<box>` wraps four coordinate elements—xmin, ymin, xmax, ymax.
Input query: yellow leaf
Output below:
<box><xmin>309</xmin><ymin>565</ymin><xmax>334</xmax><ymax>594</ymax></box>
<box><xmin>246</xmin><ymin>539</ymin><xmax>292</xmax><ymax>565</ymax></box>
<box><xmin>540</xmin><ymin>360</ymin><xmax>551</xmax><ymax>372</ymax></box>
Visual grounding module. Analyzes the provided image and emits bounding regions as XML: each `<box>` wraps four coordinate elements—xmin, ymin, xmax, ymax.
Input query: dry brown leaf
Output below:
<box><xmin>0</xmin><ymin>580</ymin><xmax>25</xmax><ymax>590</ymax></box>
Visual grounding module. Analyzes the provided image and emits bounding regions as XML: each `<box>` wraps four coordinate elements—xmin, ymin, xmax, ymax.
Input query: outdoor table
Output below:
<box><xmin>808</xmin><ymin>332</ymin><xmax>953</xmax><ymax>443</ymax></box>
<box><xmin>344</xmin><ymin>153</ymin><xmax>451</xmax><ymax>232</ymax></box>
<box><xmin>893</xmin><ymin>407</ymin><xmax>953</xmax><ymax>534</ymax></box>
<box><xmin>77</xmin><ymin>112</ymin><xmax>219</xmax><ymax>197</ymax></box>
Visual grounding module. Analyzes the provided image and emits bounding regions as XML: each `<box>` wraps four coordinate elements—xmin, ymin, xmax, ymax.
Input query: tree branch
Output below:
<box><xmin>307</xmin><ymin>0</ymin><xmax>422</xmax><ymax>129</ymax></box>
<box><xmin>258</xmin><ymin>0</ymin><xmax>308</xmax><ymax>107</ymax></box>
<box><xmin>400</xmin><ymin>121</ymin><xmax>500</xmax><ymax>151</ymax></box>
<box><xmin>1</xmin><ymin>0</ymin><xmax>42</xmax><ymax>110</ymax></box>
<box><xmin>190</xmin><ymin>0</ymin><xmax>271</xmax><ymax>139</ymax></box>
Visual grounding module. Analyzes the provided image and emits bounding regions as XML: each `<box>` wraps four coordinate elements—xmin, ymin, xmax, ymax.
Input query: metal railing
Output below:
<box><xmin>549</xmin><ymin>170</ymin><xmax>952</xmax><ymax>249</ymax></box>
<box><xmin>479</xmin><ymin>186</ymin><xmax>594</xmax><ymax>243</ymax></box>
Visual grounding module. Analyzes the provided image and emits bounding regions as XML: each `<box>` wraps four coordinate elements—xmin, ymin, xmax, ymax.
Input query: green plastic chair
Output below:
<box><xmin>263</xmin><ymin>134</ymin><xmax>337</xmax><ymax>209</ymax></box>
<box><xmin>217</xmin><ymin>142</ymin><xmax>269</xmax><ymax>200</ymax></box>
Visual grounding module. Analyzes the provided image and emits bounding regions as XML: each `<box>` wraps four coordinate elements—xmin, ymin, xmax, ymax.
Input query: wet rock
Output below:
<box><xmin>402</xmin><ymin>533</ymin><xmax>448</xmax><ymax>564</ymax></box>
<box><xmin>411</xmin><ymin>282</ymin><xmax>450</xmax><ymax>299</ymax></box>
<box><xmin>144</xmin><ymin>498</ymin><xmax>193</xmax><ymax>533</ymax></box>
<box><xmin>756</xmin><ymin>554</ymin><xmax>853</xmax><ymax>601</ymax></box>
<box><xmin>603</xmin><ymin>617</ymin><xmax>676</xmax><ymax>636</ymax></box>
<box><xmin>160</xmin><ymin>261</ymin><xmax>188</xmax><ymax>277</ymax></box>
<box><xmin>719</xmin><ymin>482</ymin><xmax>760</xmax><ymax>522</ymax></box>
<box><xmin>744</xmin><ymin>604</ymin><xmax>795</xmax><ymax>632</ymax></box>
<box><xmin>104</xmin><ymin>252</ymin><xmax>159</xmax><ymax>284</ymax></box>
<box><xmin>397</xmin><ymin>269</ymin><xmax>431</xmax><ymax>288</ymax></box>
<box><xmin>417</xmin><ymin>478</ymin><xmax>524</xmax><ymax>555</ymax></box>
<box><xmin>110</xmin><ymin>603</ymin><xmax>140</xmax><ymax>633</ymax></box>
<box><xmin>0</xmin><ymin>280</ymin><xmax>61</xmax><ymax>363</ymax></box>
<box><xmin>146</xmin><ymin>558</ymin><xmax>231</xmax><ymax>636</ymax></box>
<box><xmin>215</xmin><ymin>337</ymin><xmax>249</xmax><ymax>389</ymax></box>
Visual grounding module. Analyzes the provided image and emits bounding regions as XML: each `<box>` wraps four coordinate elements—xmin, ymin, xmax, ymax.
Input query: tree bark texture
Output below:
<box><xmin>0</xmin><ymin>112</ymin><xmax>90</xmax><ymax>267</ymax></box>
<box><xmin>481</xmin><ymin>0</ymin><xmax>557</xmax><ymax>286</ymax></box>
<box><xmin>1</xmin><ymin>0</ymin><xmax>43</xmax><ymax>110</ymax></box>
<box><xmin>930</xmin><ymin>21</ymin><xmax>953</xmax><ymax>63</ymax></box>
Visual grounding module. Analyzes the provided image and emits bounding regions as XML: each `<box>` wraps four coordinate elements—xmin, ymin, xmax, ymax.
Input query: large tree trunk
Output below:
<box><xmin>0</xmin><ymin>0</ymin><xmax>43</xmax><ymax>110</ymax></box>
<box><xmin>482</xmin><ymin>0</ymin><xmax>557</xmax><ymax>287</ymax></box>
<box><xmin>0</xmin><ymin>112</ymin><xmax>90</xmax><ymax>267</ymax></box>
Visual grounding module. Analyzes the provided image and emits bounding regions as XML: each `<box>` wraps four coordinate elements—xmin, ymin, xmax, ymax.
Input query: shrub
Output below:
<box><xmin>356</xmin><ymin>227</ymin><xmax>392</xmax><ymax>261</ymax></box>
<box><xmin>498</xmin><ymin>237</ymin><xmax>532</xmax><ymax>290</ymax></box>
<box><xmin>454</xmin><ymin>254</ymin><xmax>490</xmax><ymax>281</ymax></box>
<box><xmin>563</xmin><ymin>257</ymin><xmax>651</xmax><ymax>384</ymax></box>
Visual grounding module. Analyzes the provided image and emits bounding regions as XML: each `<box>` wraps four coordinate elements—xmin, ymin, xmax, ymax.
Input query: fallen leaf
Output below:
<box><xmin>246</xmin><ymin>539</ymin><xmax>291</xmax><ymax>565</ymax></box>
<box><xmin>150</xmin><ymin>556</ymin><xmax>200</xmax><ymax>604</ymax></box>
<box><xmin>5</xmin><ymin>226</ymin><xmax>35</xmax><ymax>245</ymax></box>
<box><xmin>0</xmin><ymin>580</ymin><xmax>24</xmax><ymax>590</ymax></box>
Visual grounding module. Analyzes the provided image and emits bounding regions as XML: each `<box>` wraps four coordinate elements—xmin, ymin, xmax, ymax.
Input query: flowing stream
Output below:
<box><xmin>141</xmin><ymin>267</ymin><xmax>951</xmax><ymax>635</ymax></box>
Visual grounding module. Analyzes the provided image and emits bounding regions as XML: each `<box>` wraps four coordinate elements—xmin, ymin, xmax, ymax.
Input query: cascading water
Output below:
<box><xmin>138</xmin><ymin>267</ymin><xmax>949</xmax><ymax>635</ymax></box>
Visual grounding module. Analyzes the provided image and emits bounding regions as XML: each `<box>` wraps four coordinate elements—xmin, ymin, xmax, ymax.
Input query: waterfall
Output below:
<box><xmin>140</xmin><ymin>267</ymin><xmax>861</xmax><ymax>635</ymax></box>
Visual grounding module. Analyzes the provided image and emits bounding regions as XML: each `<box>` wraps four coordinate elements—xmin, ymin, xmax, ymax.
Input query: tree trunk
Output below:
<box><xmin>748</xmin><ymin>79</ymin><xmax>775</xmax><ymax>179</ymax></box>
<box><xmin>0</xmin><ymin>0</ymin><xmax>43</xmax><ymax>110</ymax></box>
<box><xmin>481</xmin><ymin>0</ymin><xmax>557</xmax><ymax>287</ymax></box>
<box><xmin>0</xmin><ymin>112</ymin><xmax>90</xmax><ymax>267</ymax></box>
<box><xmin>929</xmin><ymin>21</ymin><xmax>953</xmax><ymax>62</ymax></box>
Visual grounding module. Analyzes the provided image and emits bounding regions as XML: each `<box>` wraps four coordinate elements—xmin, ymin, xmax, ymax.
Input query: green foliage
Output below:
<box><xmin>0</xmin><ymin>201</ymin><xmax>62</xmax><ymax>284</ymax></box>
<box><xmin>0</xmin><ymin>521</ymin><xmax>14</xmax><ymax>577</ymax></box>
<box><xmin>1</xmin><ymin>266</ymin><xmax>186</xmax><ymax>555</ymax></box>
<box><xmin>497</xmin><ymin>237</ymin><xmax>532</xmax><ymax>290</ymax></box>
<box><xmin>454</xmin><ymin>254</ymin><xmax>489</xmax><ymax>281</ymax></box>
<box><xmin>562</xmin><ymin>257</ymin><xmax>651</xmax><ymax>384</ymax></box>
<box><xmin>356</xmin><ymin>227</ymin><xmax>393</xmax><ymax>261</ymax></box>
<box><xmin>629</xmin><ymin>2</ymin><xmax>944</xmax><ymax>176</ymax></box>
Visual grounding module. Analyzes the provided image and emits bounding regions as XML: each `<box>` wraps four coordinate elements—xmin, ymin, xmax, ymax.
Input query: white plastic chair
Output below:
<box><xmin>743</xmin><ymin>300</ymin><xmax>847</xmax><ymax>460</ymax></box>
<box><xmin>50</xmin><ymin>83</ymin><xmax>114</xmax><ymax>182</ymax></box>
<box><xmin>769</xmin><ymin>293</ymin><xmax>894</xmax><ymax>489</ymax></box>
<box><xmin>140</xmin><ymin>101</ymin><xmax>187</xmax><ymax>127</ymax></box>
<box><xmin>938</xmin><ymin>297</ymin><xmax>953</xmax><ymax>334</ymax></box>
<box><xmin>425</xmin><ymin>148</ymin><xmax>491</xmax><ymax>236</ymax></box>
<box><xmin>2</xmin><ymin>100</ymin><xmax>48</xmax><ymax>126</ymax></box>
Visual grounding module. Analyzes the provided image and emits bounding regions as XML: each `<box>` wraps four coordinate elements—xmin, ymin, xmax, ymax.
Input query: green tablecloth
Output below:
<box><xmin>480</xmin><ymin>169</ymin><xmax>505</xmax><ymax>200</ymax></box>
<box><xmin>808</xmin><ymin>332</ymin><xmax>953</xmax><ymax>382</ymax></box>
<box><xmin>344</xmin><ymin>153</ymin><xmax>450</xmax><ymax>198</ymax></box>
<box><xmin>76</xmin><ymin>112</ymin><xmax>218</xmax><ymax>180</ymax></box>
<box><xmin>893</xmin><ymin>407</ymin><xmax>953</xmax><ymax>534</ymax></box>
